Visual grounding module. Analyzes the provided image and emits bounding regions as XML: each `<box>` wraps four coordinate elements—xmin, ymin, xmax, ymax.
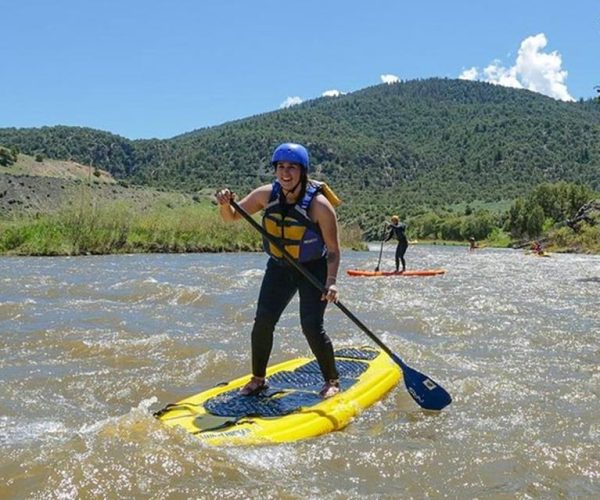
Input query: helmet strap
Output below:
<box><xmin>280</xmin><ymin>179</ymin><xmax>303</xmax><ymax>202</ymax></box>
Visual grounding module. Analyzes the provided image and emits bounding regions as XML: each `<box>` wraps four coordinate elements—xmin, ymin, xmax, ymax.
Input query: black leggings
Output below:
<box><xmin>395</xmin><ymin>241</ymin><xmax>408</xmax><ymax>272</ymax></box>
<box><xmin>250</xmin><ymin>257</ymin><xmax>338</xmax><ymax>382</ymax></box>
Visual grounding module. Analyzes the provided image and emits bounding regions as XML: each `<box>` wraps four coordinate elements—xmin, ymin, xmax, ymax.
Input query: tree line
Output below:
<box><xmin>1</xmin><ymin>78</ymin><xmax>599</xmax><ymax>243</ymax></box>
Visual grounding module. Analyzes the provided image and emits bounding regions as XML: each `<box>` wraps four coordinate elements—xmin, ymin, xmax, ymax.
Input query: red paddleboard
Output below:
<box><xmin>347</xmin><ymin>269</ymin><xmax>446</xmax><ymax>277</ymax></box>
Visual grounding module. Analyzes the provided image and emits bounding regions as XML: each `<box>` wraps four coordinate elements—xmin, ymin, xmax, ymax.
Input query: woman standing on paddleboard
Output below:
<box><xmin>385</xmin><ymin>215</ymin><xmax>408</xmax><ymax>273</ymax></box>
<box><xmin>216</xmin><ymin>143</ymin><xmax>342</xmax><ymax>399</ymax></box>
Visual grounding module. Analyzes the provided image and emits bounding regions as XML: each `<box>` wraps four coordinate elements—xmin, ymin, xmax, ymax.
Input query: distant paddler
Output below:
<box><xmin>468</xmin><ymin>236</ymin><xmax>478</xmax><ymax>251</ymax></box>
<box><xmin>529</xmin><ymin>240</ymin><xmax>549</xmax><ymax>257</ymax></box>
<box><xmin>384</xmin><ymin>215</ymin><xmax>408</xmax><ymax>273</ymax></box>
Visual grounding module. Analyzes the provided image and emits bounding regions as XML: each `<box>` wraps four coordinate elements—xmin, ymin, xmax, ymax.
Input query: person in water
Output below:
<box><xmin>468</xmin><ymin>236</ymin><xmax>477</xmax><ymax>251</ymax></box>
<box><xmin>531</xmin><ymin>240</ymin><xmax>544</xmax><ymax>255</ymax></box>
<box><xmin>215</xmin><ymin>143</ymin><xmax>342</xmax><ymax>399</ymax></box>
<box><xmin>385</xmin><ymin>215</ymin><xmax>408</xmax><ymax>273</ymax></box>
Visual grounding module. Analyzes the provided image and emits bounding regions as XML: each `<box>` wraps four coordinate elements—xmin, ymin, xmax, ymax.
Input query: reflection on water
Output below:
<box><xmin>1</xmin><ymin>248</ymin><xmax>599</xmax><ymax>498</ymax></box>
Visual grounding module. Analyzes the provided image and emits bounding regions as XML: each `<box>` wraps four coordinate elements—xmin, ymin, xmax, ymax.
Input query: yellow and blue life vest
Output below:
<box><xmin>262</xmin><ymin>180</ymin><xmax>327</xmax><ymax>262</ymax></box>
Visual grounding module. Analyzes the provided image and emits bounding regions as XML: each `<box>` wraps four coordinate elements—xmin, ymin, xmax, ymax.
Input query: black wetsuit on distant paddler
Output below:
<box><xmin>385</xmin><ymin>217</ymin><xmax>408</xmax><ymax>272</ymax></box>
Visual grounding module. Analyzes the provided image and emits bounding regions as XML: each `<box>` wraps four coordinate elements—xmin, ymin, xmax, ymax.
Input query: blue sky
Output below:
<box><xmin>1</xmin><ymin>0</ymin><xmax>598</xmax><ymax>139</ymax></box>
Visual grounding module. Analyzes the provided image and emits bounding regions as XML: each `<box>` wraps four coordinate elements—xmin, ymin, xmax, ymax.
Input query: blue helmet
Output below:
<box><xmin>271</xmin><ymin>143</ymin><xmax>310</xmax><ymax>171</ymax></box>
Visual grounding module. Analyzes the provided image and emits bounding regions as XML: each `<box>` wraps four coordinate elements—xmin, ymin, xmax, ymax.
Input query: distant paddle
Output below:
<box><xmin>374</xmin><ymin>229</ymin><xmax>385</xmax><ymax>272</ymax></box>
<box><xmin>230</xmin><ymin>199</ymin><xmax>452</xmax><ymax>411</ymax></box>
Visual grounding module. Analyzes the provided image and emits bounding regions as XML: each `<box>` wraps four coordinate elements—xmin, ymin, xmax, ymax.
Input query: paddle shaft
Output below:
<box><xmin>374</xmin><ymin>232</ymin><xmax>385</xmax><ymax>271</ymax></box>
<box><xmin>230</xmin><ymin>200</ymin><xmax>399</xmax><ymax>357</ymax></box>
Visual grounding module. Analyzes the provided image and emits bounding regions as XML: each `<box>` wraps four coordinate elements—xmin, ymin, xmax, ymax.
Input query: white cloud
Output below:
<box><xmin>380</xmin><ymin>74</ymin><xmax>400</xmax><ymax>84</ymax></box>
<box><xmin>482</xmin><ymin>60</ymin><xmax>522</xmax><ymax>89</ymax></box>
<box><xmin>459</xmin><ymin>34</ymin><xmax>573</xmax><ymax>101</ymax></box>
<box><xmin>280</xmin><ymin>96</ymin><xmax>303</xmax><ymax>108</ymax></box>
<box><xmin>514</xmin><ymin>34</ymin><xmax>572</xmax><ymax>100</ymax></box>
<box><xmin>458</xmin><ymin>67</ymin><xmax>478</xmax><ymax>81</ymax></box>
<box><xmin>322</xmin><ymin>89</ymin><xmax>344</xmax><ymax>97</ymax></box>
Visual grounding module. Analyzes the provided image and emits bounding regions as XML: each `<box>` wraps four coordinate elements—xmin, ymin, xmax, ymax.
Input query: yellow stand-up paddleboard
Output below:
<box><xmin>155</xmin><ymin>347</ymin><xmax>401</xmax><ymax>446</ymax></box>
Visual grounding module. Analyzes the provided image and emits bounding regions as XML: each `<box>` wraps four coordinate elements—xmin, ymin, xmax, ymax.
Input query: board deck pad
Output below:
<box><xmin>204</xmin><ymin>356</ymin><xmax>372</xmax><ymax>418</ymax></box>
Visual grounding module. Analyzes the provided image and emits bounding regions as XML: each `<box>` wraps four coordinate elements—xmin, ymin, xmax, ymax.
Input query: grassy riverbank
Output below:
<box><xmin>0</xmin><ymin>200</ymin><xmax>367</xmax><ymax>256</ymax></box>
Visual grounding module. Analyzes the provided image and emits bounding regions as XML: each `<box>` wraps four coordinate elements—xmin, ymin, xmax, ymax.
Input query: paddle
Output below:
<box><xmin>230</xmin><ymin>199</ymin><xmax>452</xmax><ymax>411</ymax></box>
<box><xmin>374</xmin><ymin>226</ymin><xmax>385</xmax><ymax>272</ymax></box>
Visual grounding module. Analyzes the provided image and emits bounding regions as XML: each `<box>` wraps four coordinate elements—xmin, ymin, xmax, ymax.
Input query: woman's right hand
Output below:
<box><xmin>215</xmin><ymin>188</ymin><xmax>235</xmax><ymax>205</ymax></box>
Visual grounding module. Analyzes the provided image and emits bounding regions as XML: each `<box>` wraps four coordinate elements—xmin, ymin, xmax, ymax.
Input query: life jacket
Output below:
<box><xmin>262</xmin><ymin>180</ymin><xmax>328</xmax><ymax>262</ymax></box>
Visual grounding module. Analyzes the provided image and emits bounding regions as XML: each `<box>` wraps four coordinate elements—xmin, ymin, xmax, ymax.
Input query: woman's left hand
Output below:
<box><xmin>322</xmin><ymin>284</ymin><xmax>338</xmax><ymax>303</ymax></box>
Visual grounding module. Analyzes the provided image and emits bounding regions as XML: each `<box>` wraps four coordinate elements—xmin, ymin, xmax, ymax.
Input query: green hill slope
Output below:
<box><xmin>1</xmin><ymin>78</ymin><xmax>599</xmax><ymax>230</ymax></box>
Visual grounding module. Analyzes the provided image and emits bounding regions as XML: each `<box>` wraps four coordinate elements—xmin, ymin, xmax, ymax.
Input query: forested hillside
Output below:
<box><xmin>1</xmin><ymin>78</ymin><xmax>599</xmax><ymax>233</ymax></box>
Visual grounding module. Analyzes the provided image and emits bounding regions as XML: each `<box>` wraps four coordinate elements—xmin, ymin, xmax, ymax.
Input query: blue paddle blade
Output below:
<box><xmin>392</xmin><ymin>354</ymin><xmax>452</xmax><ymax>411</ymax></box>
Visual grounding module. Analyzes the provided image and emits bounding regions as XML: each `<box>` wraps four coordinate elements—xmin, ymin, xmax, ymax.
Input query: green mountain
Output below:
<box><xmin>1</xmin><ymin>78</ymin><xmax>599</xmax><ymax>230</ymax></box>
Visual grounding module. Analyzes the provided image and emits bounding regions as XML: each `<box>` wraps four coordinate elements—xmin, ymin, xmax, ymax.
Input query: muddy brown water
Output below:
<box><xmin>1</xmin><ymin>246</ymin><xmax>599</xmax><ymax>498</ymax></box>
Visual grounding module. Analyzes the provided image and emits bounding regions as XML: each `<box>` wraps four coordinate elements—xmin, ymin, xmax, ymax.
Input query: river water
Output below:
<box><xmin>1</xmin><ymin>246</ymin><xmax>599</xmax><ymax>498</ymax></box>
